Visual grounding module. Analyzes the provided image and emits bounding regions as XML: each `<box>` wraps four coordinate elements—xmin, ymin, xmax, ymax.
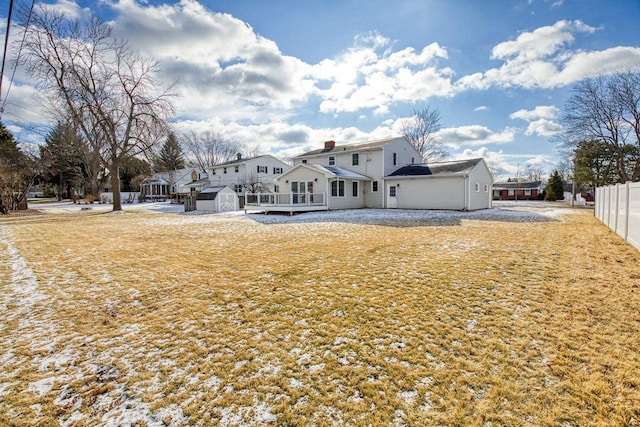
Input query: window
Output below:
<box><xmin>389</xmin><ymin>185</ymin><xmax>397</xmax><ymax>197</ymax></box>
<box><xmin>223</xmin><ymin>168</ymin><xmax>227</xmax><ymax>174</ymax></box>
<box><xmin>302</xmin><ymin>159</ymin><xmax>307</xmax><ymax>164</ymax></box>
<box><xmin>352</xmin><ymin>153</ymin><xmax>359</xmax><ymax>166</ymax></box>
<box><xmin>331</xmin><ymin>180</ymin><xmax>345</xmax><ymax>197</ymax></box>
<box><xmin>411</xmin><ymin>157</ymin><xmax>415</xmax><ymax>164</ymax></box>
<box><xmin>372</xmin><ymin>181</ymin><xmax>379</xmax><ymax>192</ymax></box>
<box><xmin>234</xmin><ymin>166</ymin><xmax>239</xmax><ymax>173</ymax></box>
<box><xmin>352</xmin><ymin>181</ymin><xmax>358</xmax><ymax>197</ymax></box>
<box><xmin>329</xmin><ymin>156</ymin><xmax>335</xmax><ymax>166</ymax></box>
<box><xmin>508</xmin><ymin>189</ymin><xmax>514</xmax><ymax>196</ymax></box>
<box><xmin>257</xmin><ymin>166</ymin><xmax>268</xmax><ymax>173</ymax></box>
<box><xmin>274</xmin><ymin>185</ymin><xmax>279</xmax><ymax>193</ymax></box>
<box><xmin>475</xmin><ymin>183</ymin><xmax>480</xmax><ymax>192</ymax></box>
<box><xmin>525</xmin><ymin>188</ymin><xmax>532</xmax><ymax>195</ymax></box>
<box><xmin>484</xmin><ymin>184</ymin><xmax>489</xmax><ymax>192</ymax></box>
<box><xmin>393</xmin><ymin>152</ymin><xmax>397</xmax><ymax>166</ymax></box>
<box><xmin>212</xmin><ymin>169</ymin><xmax>216</xmax><ymax>175</ymax></box>
<box><xmin>273</xmin><ymin>167</ymin><xmax>283</xmax><ymax>174</ymax></box>
<box><xmin>234</xmin><ymin>184</ymin><xmax>243</xmax><ymax>193</ymax></box>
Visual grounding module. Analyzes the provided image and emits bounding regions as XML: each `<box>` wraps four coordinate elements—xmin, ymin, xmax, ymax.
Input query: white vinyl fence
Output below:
<box><xmin>595</xmin><ymin>182</ymin><xmax>640</xmax><ymax>251</ymax></box>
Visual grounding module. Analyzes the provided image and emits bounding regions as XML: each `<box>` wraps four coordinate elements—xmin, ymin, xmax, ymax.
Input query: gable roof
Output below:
<box><xmin>295</xmin><ymin>136</ymin><xmax>408</xmax><ymax>158</ymax></box>
<box><xmin>212</xmin><ymin>154</ymin><xmax>286</xmax><ymax>168</ymax></box>
<box><xmin>492</xmin><ymin>181</ymin><xmax>542</xmax><ymax>189</ymax></box>
<box><xmin>387</xmin><ymin>158</ymin><xmax>483</xmax><ymax>177</ymax></box>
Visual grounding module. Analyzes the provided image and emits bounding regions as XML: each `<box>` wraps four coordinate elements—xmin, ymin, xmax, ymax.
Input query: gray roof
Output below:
<box><xmin>316</xmin><ymin>165</ymin><xmax>372</xmax><ymax>180</ymax></box>
<box><xmin>296</xmin><ymin>136</ymin><xmax>407</xmax><ymax>158</ymax></box>
<box><xmin>387</xmin><ymin>158</ymin><xmax>483</xmax><ymax>177</ymax></box>
<box><xmin>214</xmin><ymin>154</ymin><xmax>275</xmax><ymax>167</ymax></box>
<box><xmin>492</xmin><ymin>181</ymin><xmax>542</xmax><ymax>189</ymax></box>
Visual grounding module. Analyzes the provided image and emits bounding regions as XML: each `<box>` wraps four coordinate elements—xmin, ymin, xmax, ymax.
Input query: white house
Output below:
<box><xmin>206</xmin><ymin>154</ymin><xmax>290</xmax><ymax>196</ymax></box>
<box><xmin>195</xmin><ymin>186</ymin><xmax>239</xmax><ymax>212</ymax></box>
<box><xmin>140</xmin><ymin>168</ymin><xmax>207</xmax><ymax>201</ymax></box>
<box><xmin>245</xmin><ymin>136</ymin><xmax>493</xmax><ymax>213</ymax></box>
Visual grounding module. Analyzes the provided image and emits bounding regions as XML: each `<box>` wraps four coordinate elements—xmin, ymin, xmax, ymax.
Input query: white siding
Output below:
<box><xmin>381</xmin><ymin>138</ymin><xmax>422</xmax><ymax>176</ymax></box>
<box><xmin>386</xmin><ymin>177</ymin><xmax>466</xmax><ymax>210</ymax></box>
<box><xmin>467</xmin><ymin>161</ymin><xmax>493</xmax><ymax>211</ymax></box>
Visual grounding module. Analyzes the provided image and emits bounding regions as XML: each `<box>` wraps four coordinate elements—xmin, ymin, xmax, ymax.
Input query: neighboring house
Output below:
<box><xmin>245</xmin><ymin>136</ymin><xmax>493</xmax><ymax>213</ymax></box>
<box><xmin>492</xmin><ymin>181</ymin><xmax>543</xmax><ymax>201</ymax></box>
<box><xmin>195</xmin><ymin>186</ymin><xmax>239</xmax><ymax>212</ymax></box>
<box><xmin>206</xmin><ymin>154</ymin><xmax>290</xmax><ymax>196</ymax></box>
<box><xmin>140</xmin><ymin>168</ymin><xmax>207</xmax><ymax>201</ymax></box>
<box><xmin>385</xmin><ymin>159</ymin><xmax>493</xmax><ymax>211</ymax></box>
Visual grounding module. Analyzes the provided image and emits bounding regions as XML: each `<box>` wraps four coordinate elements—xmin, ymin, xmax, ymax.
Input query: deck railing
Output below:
<box><xmin>245</xmin><ymin>192</ymin><xmax>326</xmax><ymax>207</ymax></box>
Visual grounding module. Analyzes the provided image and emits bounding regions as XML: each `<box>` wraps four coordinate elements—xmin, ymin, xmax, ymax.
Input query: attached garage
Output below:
<box><xmin>385</xmin><ymin>158</ymin><xmax>493</xmax><ymax>211</ymax></box>
<box><xmin>196</xmin><ymin>186</ymin><xmax>239</xmax><ymax>212</ymax></box>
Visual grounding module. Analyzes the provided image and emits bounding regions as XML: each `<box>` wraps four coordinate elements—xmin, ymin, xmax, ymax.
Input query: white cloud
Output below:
<box><xmin>314</xmin><ymin>34</ymin><xmax>453</xmax><ymax>114</ymax></box>
<box><xmin>474</xmin><ymin>106</ymin><xmax>488</xmax><ymax>112</ymax></box>
<box><xmin>436</xmin><ymin>125</ymin><xmax>516</xmax><ymax>148</ymax></box>
<box><xmin>455</xmin><ymin>20</ymin><xmax>640</xmax><ymax>91</ymax></box>
<box><xmin>510</xmin><ymin>105</ymin><xmax>559</xmax><ymax>121</ymax></box>
<box><xmin>524</xmin><ymin>119</ymin><xmax>563</xmax><ymax>136</ymax></box>
<box><xmin>510</xmin><ymin>105</ymin><xmax>562</xmax><ymax>136</ymax></box>
<box><xmin>109</xmin><ymin>0</ymin><xmax>315</xmax><ymax>116</ymax></box>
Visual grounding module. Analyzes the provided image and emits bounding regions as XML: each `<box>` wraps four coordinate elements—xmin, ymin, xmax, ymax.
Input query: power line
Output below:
<box><xmin>2</xmin><ymin>0</ymin><xmax>36</xmax><ymax>117</ymax></box>
<box><xmin>0</xmin><ymin>0</ymin><xmax>14</xmax><ymax>113</ymax></box>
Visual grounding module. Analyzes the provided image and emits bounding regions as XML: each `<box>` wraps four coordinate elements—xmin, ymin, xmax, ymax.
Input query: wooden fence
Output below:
<box><xmin>595</xmin><ymin>182</ymin><xmax>640</xmax><ymax>251</ymax></box>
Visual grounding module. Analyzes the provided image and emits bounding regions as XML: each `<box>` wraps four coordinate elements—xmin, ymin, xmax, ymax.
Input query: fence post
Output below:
<box><xmin>624</xmin><ymin>181</ymin><xmax>630</xmax><ymax>241</ymax></box>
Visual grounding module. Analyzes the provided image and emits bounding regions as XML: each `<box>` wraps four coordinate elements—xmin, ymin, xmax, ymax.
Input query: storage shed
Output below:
<box><xmin>195</xmin><ymin>186</ymin><xmax>239</xmax><ymax>212</ymax></box>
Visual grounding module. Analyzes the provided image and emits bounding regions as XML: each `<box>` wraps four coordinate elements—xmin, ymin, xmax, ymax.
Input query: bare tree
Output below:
<box><xmin>19</xmin><ymin>7</ymin><xmax>176</xmax><ymax>211</ymax></box>
<box><xmin>561</xmin><ymin>72</ymin><xmax>640</xmax><ymax>182</ymax></box>
<box><xmin>485</xmin><ymin>160</ymin><xmax>505</xmax><ymax>181</ymax></box>
<box><xmin>400</xmin><ymin>106</ymin><xmax>449</xmax><ymax>162</ymax></box>
<box><xmin>182</xmin><ymin>130</ymin><xmax>242</xmax><ymax>171</ymax></box>
<box><xmin>525</xmin><ymin>163</ymin><xmax>544</xmax><ymax>181</ymax></box>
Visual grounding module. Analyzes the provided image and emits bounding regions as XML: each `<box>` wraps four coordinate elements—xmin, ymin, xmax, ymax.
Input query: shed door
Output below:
<box><xmin>218</xmin><ymin>193</ymin><xmax>236</xmax><ymax>212</ymax></box>
<box><xmin>387</xmin><ymin>185</ymin><xmax>397</xmax><ymax>208</ymax></box>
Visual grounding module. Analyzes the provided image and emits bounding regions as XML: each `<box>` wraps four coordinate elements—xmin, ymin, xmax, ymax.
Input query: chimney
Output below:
<box><xmin>324</xmin><ymin>140</ymin><xmax>336</xmax><ymax>149</ymax></box>
<box><xmin>237</xmin><ymin>153</ymin><xmax>242</xmax><ymax>160</ymax></box>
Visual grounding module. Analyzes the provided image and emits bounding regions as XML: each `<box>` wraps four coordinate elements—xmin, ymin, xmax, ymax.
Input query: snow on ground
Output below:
<box><xmin>31</xmin><ymin>200</ymin><xmax>184</xmax><ymax>214</ymax></box>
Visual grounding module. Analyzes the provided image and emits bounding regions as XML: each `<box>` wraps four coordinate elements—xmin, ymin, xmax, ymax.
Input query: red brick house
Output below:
<box><xmin>492</xmin><ymin>181</ymin><xmax>543</xmax><ymax>200</ymax></box>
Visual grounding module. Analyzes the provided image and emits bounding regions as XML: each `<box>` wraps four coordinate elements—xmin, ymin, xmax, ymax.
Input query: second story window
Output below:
<box><xmin>257</xmin><ymin>165</ymin><xmax>268</xmax><ymax>173</ymax></box>
<box><xmin>352</xmin><ymin>153</ymin><xmax>359</xmax><ymax>166</ymax></box>
<box><xmin>329</xmin><ymin>156</ymin><xmax>335</xmax><ymax>166</ymax></box>
<box><xmin>223</xmin><ymin>168</ymin><xmax>227</xmax><ymax>174</ymax></box>
<box><xmin>235</xmin><ymin>166</ymin><xmax>239</xmax><ymax>173</ymax></box>
<box><xmin>273</xmin><ymin>167</ymin><xmax>283</xmax><ymax>174</ymax></box>
<box><xmin>212</xmin><ymin>169</ymin><xmax>216</xmax><ymax>175</ymax></box>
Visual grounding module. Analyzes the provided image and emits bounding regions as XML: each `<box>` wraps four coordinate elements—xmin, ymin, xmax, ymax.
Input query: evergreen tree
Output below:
<box><xmin>0</xmin><ymin>122</ymin><xmax>39</xmax><ymax>211</ymax></box>
<box><xmin>40</xmin><ymin>122</ymin><xmax>85</xmax><ymax>200</ymax></box>
<box><xmin>545</xmin><ymin>170</ymin><xmax>564</xmax><ymax>201</ymax></box>
<box><xmin>155</xmin><ymin>132</ymin><xmax>185</xmax><ymax>171</ymax></box>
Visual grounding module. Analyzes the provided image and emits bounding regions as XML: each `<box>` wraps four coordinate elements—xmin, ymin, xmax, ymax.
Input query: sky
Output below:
<box><xmin>1</xmin><ymin>0</ymin><xmax>640</xmax><ymax>179</ymax></box>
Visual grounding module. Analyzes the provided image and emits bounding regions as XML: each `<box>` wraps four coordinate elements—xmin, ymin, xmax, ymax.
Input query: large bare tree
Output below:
<box><xmin>19</xmin><ymin>7</ymin><xmax>176</xmax><ymax>210</ymax></box>
<box><xmin>400</xmin><ymin>106</ymin><xmax>449</xmax><ymax>162</ymax></box>
<box><xmin>182</xmin><ymin>130</ymin><xmax>243</xmax><ymax>171</ymax></box>
<box><xmin>561</xmin><ymin>71</ymin><xmax>640</xmax><ymax>182</ymax></box>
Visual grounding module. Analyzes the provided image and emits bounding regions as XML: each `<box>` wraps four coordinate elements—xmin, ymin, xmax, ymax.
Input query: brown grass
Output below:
<box><xmin>1</xmin><ymin>206</ymin><xmax>640</xmax><ymax>426</ymax></box>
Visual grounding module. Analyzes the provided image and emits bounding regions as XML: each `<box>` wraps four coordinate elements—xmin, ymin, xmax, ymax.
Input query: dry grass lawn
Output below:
<box><xmin>1</xmin><ymin>205</ymin><xmax>640</xmax><ymax>426</ymax></box>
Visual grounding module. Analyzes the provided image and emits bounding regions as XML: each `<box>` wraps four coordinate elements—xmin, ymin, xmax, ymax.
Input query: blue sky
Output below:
<box><xmin>2</xmin><ymin>0</ymin><xmax>640</xmax><ymax>178</ymax></box>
